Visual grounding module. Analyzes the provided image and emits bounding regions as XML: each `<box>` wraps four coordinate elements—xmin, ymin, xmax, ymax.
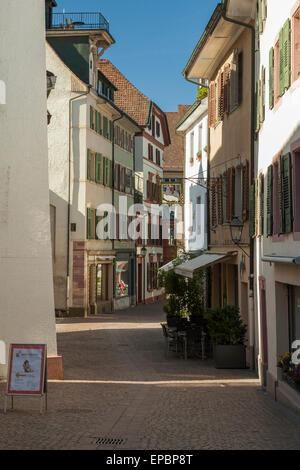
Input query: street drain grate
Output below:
<box><xmin>92</xmin><ymin>437</ymin><xmax>127</xmax><ymax>446</ymax></box>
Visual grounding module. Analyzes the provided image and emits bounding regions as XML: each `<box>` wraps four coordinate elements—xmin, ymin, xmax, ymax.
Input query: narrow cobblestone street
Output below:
<box><xmin>0</xmin><ymin>303</ymin><xmax>300</xmax><ymax>450</ymax></box>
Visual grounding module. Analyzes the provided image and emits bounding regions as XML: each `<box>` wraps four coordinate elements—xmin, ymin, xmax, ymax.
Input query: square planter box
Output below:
<box><xmin>214</xmin><ymin>344</ymin><xmax>246</xmax><ymax>369</ymax></box>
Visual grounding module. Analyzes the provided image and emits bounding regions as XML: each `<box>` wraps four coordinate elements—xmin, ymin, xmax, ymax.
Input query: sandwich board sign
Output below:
<box><xmin>4</xmin><ymin>344</ymin><xmax>47</xmax><ymax>414</ymax></box>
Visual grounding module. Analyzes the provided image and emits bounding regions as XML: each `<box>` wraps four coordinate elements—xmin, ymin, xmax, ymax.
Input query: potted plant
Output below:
<box><xmin>197</xmin><ymin>151</ymin><xmax>202</xmax><ymax>162</ymax></box>
<box><xmin>203</xmin><ymin>145</ymin><xmax>208</xmax><ymax>153</ymax></box>
<box><xmin>204</xmin><ymin>305</ymin><xmax>247</xmax><ymax>369</ymax></box>
<box><xmin>190</xmin><ymin>157</ymin><xmax>194</xmax><ymax>167</ymax></box>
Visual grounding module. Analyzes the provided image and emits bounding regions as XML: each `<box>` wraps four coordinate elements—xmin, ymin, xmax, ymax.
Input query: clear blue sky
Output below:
<box><xmin>55</xmin><ymin>0</ymin><xmax>220</xmax><ymax>111</ymax></box>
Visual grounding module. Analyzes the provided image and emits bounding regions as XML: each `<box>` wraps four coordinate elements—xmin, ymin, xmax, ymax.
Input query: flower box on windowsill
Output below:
<box><xmin>197</xmin><ymin>151</ymin><xmax>202</xmax><ymax>162</ymax></box>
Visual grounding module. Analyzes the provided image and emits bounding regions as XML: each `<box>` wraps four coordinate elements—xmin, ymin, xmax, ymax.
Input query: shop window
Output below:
<box><xmin>116</xmin><ymin>261</ymin><xmax>129</xmax><ymax>298</ymax></box>
<box><xmin>288</xmin><ymin>286</ymin><xmax>300</xmax><ymax>346</ymax></box>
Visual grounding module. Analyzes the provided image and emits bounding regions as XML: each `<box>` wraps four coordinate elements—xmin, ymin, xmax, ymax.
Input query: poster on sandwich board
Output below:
<box><xmin>6</xmin><ymin>344</ymin><xmax>46</xmax><ymax>396</ymax></box>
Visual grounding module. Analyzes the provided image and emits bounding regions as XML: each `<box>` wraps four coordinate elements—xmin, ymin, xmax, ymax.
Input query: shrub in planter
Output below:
<box><xmin>278</xmin><ymin>352</ymin><xmax>300</xmax><ymax>392</ymax></box>
<box><xmin>204</xmin><ymin>305</ymin><xmax>247</xmax><ymax>369</ymax></box>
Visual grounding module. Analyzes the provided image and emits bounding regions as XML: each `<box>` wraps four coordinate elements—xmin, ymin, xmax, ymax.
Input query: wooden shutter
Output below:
<box><xmin>219</xmin><ymin>72</ymin><xmax>225</xmax><ymax>121</ymax></box>
<box><xmin>269</xmin><ymin>48</ymin><xmax>274</xmax><ymax>109</ymax></box>
<box><xmin>95</xmin><ymin>153</ymin><xmax>102</xmax><ymax>184</ymax></box>
<box><xmin>266</xmin><ymin>165</ymin><xmax>273</xmax><ymax>236</ymax></box>
<box><xmin>87</xmin><ymin>149</ymin><xmax>91</xmax><ymax>180</ymax></box>
<box><xmin>283</xmin><ymin>19</ymin><xmax>291</xmax><ymax>91</ymax></box>
<box><xmin>103</xmin><ymin>116</ymin><xmax>108</xmax><ymax>138</ymax></box>
<box><xmin>87</xmin><ymin>207</ymin><xmax>92</xmax><ymax>239</ymax></box>
<box><xmin>114</xmin><ymin>163</ymin><xmax>120</xmax><ymax>190</ymax></box>
<box><xmin>237</xmin><ymin>51</ymin><xmax>243</xmax><ymax>105</ymax></box>
<box><xmin>260</xmin><ymin>173</ymin><xmax>264</xmax><ymax>236</ymax></box>
<box><xmin>279</xmin><ymin>27</ymin><xmax>285</xmax><ymax>96</ymax></box>
<box><xmin>242</xmin><ymin>161</ymin><xmax>249</xmax><ymax>221</ymax></box>
<box><xmin>249</xmin><ymin>182</ymin><xmax>256</xmax><ymax>238</ymax></box>
<box><xmin>211</xmin><ymin>181</ymin><xmax>217</xmax><ymax>227</ymax></box>
<box><xmin>223</xmin><ymin>64</ymin><xmax>231</xmax><ymax>114</ymax></box>
<box><xmin>90</xmin><ymin>106</ymin><xmax>94</xmax><ymax>130</ymax></box>
<box><xmin>282</xmin><ymin>153</ymin><xmax>293</xmax><ymax>233</ymax></box>
<box><xmin>217</xmin><ymin>176</ymin><xmax>223</xmax><ymax>224</ymax></box>
<box><xmin>278</xmin><ymin>156</ymin><xmax>284</xmax><ymax>233</ymax></box>
<box><xmin>209</xmin><ymin>82</ymin><xmax>216</xmax><ymax>127</ymax></box>
<box><xmin>226</xmin><ymin>168</ymin><xmax>234</xmax><ymax>222</ymax></box>
<box><xmin>120</xmin><ymin>166</ymin><xmax>125</xmax><ymax>192</ymax></box>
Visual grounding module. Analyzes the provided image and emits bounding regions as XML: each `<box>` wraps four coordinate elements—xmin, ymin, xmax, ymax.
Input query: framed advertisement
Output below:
<box><xmin>161</xmin><ymin>183</ymin><xmax>182</xmax><ymax>204</ymax></box>
<box><xmin>4</xmin><ymin>344</ymin><xmax>47</xmax><ymax>414</ymax></box>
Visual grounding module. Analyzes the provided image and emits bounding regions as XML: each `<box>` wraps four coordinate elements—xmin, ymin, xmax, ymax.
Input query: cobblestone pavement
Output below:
<box><xmin>0</xmin><ymin>303</ymin><xmax>300</xmax><ymax>450</ymax></box>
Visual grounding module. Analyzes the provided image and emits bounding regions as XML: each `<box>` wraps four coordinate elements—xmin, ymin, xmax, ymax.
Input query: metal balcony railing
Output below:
<box><xmin>48</xmin><ymin>12</ymin><xmax>109</xmax><ymax>32</ymax></box>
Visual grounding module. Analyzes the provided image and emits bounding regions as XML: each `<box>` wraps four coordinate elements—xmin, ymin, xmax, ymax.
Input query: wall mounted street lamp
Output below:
<box><xmin>230</xmin><ymin>216</ymin><xmax>249</xmax><ymax>258</ymax></box>
<box><xmin>140</xmin><ymin>247</ymin><xmax>147</xmax><ymax>304</ymax></box>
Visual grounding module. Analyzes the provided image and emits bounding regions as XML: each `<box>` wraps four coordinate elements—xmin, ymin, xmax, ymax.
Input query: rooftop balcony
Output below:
<box><xmin>47</xmin><ymin>12</ymin><xmax>110</xmax><ymax>32</ymax></box>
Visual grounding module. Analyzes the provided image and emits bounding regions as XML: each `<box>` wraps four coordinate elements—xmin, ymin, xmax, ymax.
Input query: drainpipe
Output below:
<box><xmin>67</xmin><ymin>86</ymin><xmax>91</xmax><ymax>313</ymax></box>
<box><xmin>221</xmin><ymin>0</ymin><xmax>256</xmax><ymax>370</ymax></box>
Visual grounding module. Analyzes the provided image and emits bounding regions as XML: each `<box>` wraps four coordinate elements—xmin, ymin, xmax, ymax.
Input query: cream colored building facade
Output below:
<box><xmin>0</xmin><ymin>1</ymin><xmax>58</xmax><ymax>377</ymax></box>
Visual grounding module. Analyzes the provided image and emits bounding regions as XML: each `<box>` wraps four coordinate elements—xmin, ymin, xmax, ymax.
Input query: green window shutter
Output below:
<box><xmin>97</xmin><ymin>112</ymin><xmax>102</xmax><ymax>135</ymax></box>
<box><xmin>87</xmin><ymin>208</ymin><xmax>92</xmax><ymax>239</ymax></box>
<box><xmin>87</xmin><ymin>149</ymin><xmax>91</xmax><ymax>180</ymax></box>
<box><xmin>104</xmin><ymin>211</ymin><xmax>109</xmax><ymax>239</ymax></box>
<box><xmin>104</xmin><ymin>158</ymin><xmax>109</xmax><ymax>186</ymax></box>
<box><xmin>260</xmin><ymin>173</ymin><xmax>264</xmax><ymax>236</ymax></box>
<box><xmin>103</xmin><ymin>117</ymin><xmax>108</xmax><ymax>138</ymax></box>
<box><xmin>110</xmin><ymin>160</ymin><xmax>113</xmax><ymax>187</ymax></box>
<box><xmin>261</xmin><ymin>67</ymin><xmax>265</xmax><ymax>122</ymax></box>
<box><xmin>95</xmin><ymin>153</ymin><xmax>102</xmax><ymax>184</ymax></box>
<box><xmin>249</xmin><ymin>183</ymin><xmax>256</xmax><ymax>238</ymax></box>
<box><xmin>109</xmin><ymin>121</ymin><xmax>113</xmax><ymax>142</ymax></box>
<box><xmin>283</xmin><ymin>19</ymin><xmax>291</xmax><ymax>91</ymax></box>
<box><xmin>269</xmin><ymin>47</ymin><xmax>274</xmax><ymax>109</ymax></box>
<box><xmin>266</xmin><ymin>165</ymin><xmax>273</xmax><ymax>236</ymax></box>
<box><xmin>282</xmin><ymin>153</ymin><xmax>293</xmax><ymax>233</ymax></box>
<box><xmin>90</xmin><ymin>106</ymin><xmax>94</xmax><ymax>130</ymax></box>
<box><xmin>95</xmin><ymin>111</ymin><xmax>98</xmax><ymax>133</ymax></box>
<box><xmin>279</xmin><ymin>27</ymin><xmax>285</xmax><ymax>96</ymax></box>
<box><xmin>278</xmin><ymin>156</ymin><xmax>284</xmax><ymax>234</ymax></box>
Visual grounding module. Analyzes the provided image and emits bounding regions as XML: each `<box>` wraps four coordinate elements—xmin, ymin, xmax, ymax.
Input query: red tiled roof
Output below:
<box><xmin>99</xmin><ymin>59</ymin><xmax>151</xmax><ymax>127</ymax></box>
<box><xmin>164</xmin><ymin>105</ymin><xmax>191</xmax><ymax>171</ymax></box>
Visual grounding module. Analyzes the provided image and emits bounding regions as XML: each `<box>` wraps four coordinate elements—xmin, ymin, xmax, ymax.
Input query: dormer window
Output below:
<box><xmin>97</xmin><ymin>73</ymin><xmax>115</xmax><ymax>102</ymax></box>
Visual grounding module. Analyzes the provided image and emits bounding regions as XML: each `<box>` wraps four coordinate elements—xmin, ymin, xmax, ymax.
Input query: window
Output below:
<box><xmin>90</xmin><ymin>106</ymin><xmax>95</xmax><ymax>130</ymax></box>
<box><xmin>272</xmin><ymin>19</ymin><xmax>291</xmax><ymax>104</ymax></box>
<box><xmin>266</xmin><ymin>165</ymin><xmax>273</xmax><ymax>236</ymax></box>
<box><xmin>292</xmin><ymin>8</ymin><xmax>300</xmax><ymax>83</ymax></box>
<box><xmin>198</xmin><ymin>125</ymin><xmax>202</xmax><ymax>155</ymax></box>
<box><xmin>258</xmin><ymin>0</ymin><xmax>267</xmax><ymax>35</ymax></box>
<box><xmin>156</xmin><ymin>121</ymin><xmax>160</xmax><ymax>137</ymax></box>
<box><xmin>190</xmin><ymin>132</ymin><xmax>194</xmax><ymax>162</ymax></box>
<box><xmin>148</xmin><ymin>144</ymin><xmax>153</xmax><ymax>161</ymax></box>
<box><xmin>103</xmin><ymin>116</ymin><xmax>108</xmax><ymax>139</ymax></box>
<box><xmin>87</xmin><ymin>207</ymin><xmax>96</xmax><ymax>240</ymax></box>
<box><xmin>116</xmin><ymin>261</ymin><xmax>129</xmax><ymax>298</ymax></box>
<box><xmin>234</xmin><ymin>165</ymin><xmax>243</xmax><ymax>220</ymax></box>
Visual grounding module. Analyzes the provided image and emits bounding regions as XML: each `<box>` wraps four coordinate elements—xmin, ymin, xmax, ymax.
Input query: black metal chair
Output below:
<box><xmin>161</xmin><ymin>323</ymin><xmax>179</xmax><ymax>357</ymax></box>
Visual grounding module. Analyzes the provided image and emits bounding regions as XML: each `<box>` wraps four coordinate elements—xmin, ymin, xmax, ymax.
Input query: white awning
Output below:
<box><xmin>174</xmin><ymin>252</ymin><xmax>237</xmax><ymax>279</ymax></box>
<box><xmin>159</xmin><ymin>255</ymin><xmax>190</xmax><ymax>273</ymax></box>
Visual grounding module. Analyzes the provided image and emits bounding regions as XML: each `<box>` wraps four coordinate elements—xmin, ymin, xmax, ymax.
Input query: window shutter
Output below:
<box><xmin>279</xmin><ymin>27</ymin><xmax>285</xmax><ymax>96</ymax></box>
<box><xmin>87</xmin><ymin>207</ymin><xmax>92</xmax><ymax>239</ymax></box>
<box><xmin>103</xmin><ymin>116</ymin><xmax>108</xmax><ymax>138</ymax></box>
<box><xmin>283</xmin><ymin>19</ymin><xmax>291</xmax><ymax>91</ymax></box>
<box><xmin>104</xmin><ymin>158</ymin><xmax>109</xmax><ymax>186</ymax></box>
<box><xmin>211</xmin><ymin>181</ymin><xmax>217</xmax><ymax>227</ymax></box>
<box><xmin>266</xmin><ymin>165</ymin><xmax>273</xmax><ymax>236</ymax></box>
<box><xmin>104</xmin><ymin>211</ymin><xmax>109</xmax><ymax>239</ymax></box>
<box><xmin>208</xmin><ymin>83</ymin><xmax>213</xmax><ymax>127</ymax></box>
<box><xmin>95</xmin><ymin>153</ymin><xmax>102</xmax><ymax>184</ymax></box>
<box><xmin>269</xmin><ymin>47</ymin><xmax>274</xmax><ymax>109</ymax></box>
<box><xmin>226</xmin><ymin>168</ymin><xmax>235</xmax><ymax>222</ymax></box>
<box><xmin>237</xmin><ymin>51</ymin><xmax>243</xmax><ymax>105</ymax></box>
<box><xmin>109</xmin><ymin>120</ymin><xmax>114</xmax><ymax>142</ymax></box>
<box><xmin>209</xmin><ymin>82</ymin><xmax>216</xmax><ymax>127</ymax></box>
<box><xmin>260</xmin><ymin>173</ymin><xmax>264</xmax><ymax>236</ymax></box>
<box><xmin>242</xmin><ymin>161</ymin><xmax>249</xmax><ymax>221</ymax></box>
<box><xmin>98</xmin><ymin>112</ymin><xmax>102</xmax><ymax>134</ymax></box>
<box><xmin>282</xmin><ymin>152</ymin><xmax>293</xmax><ymax>233</ymax></box>
<box><xmin>218</xmin><ymin>72</ymin><xmax>224</xmax><ymax>121</ymax></box>
<box><xmin>278</xmin><ymin>156</ymin><xmax>284</xmax><ymax>234</ymax></box>
<box><xmin>95</xmin><ymin>213</ymin><xmax>101</xmax><ymax>239</ymax></box>
<box><xmin>224</xmin><ymin>64</ymin><xmax>231</xmax><ymax>114</ymax></box>
<box><xmin>90</xmin><ymin>106</ymin><xmax>94</xmax><ymax>130</ymax></box>
<box><xmin>217</xmin><ymin>176</ymin><xmax>223</xmax><ymax>224</ymax></box>
<box><xmin>87</xmin><ymin>149</ymin><xmax>91</xmax><ymax>180</ymax></box>
<box><xmin>249</xmin><ymin>183</ymin><xmax>256</xmax><ymax>238</ymax></box>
